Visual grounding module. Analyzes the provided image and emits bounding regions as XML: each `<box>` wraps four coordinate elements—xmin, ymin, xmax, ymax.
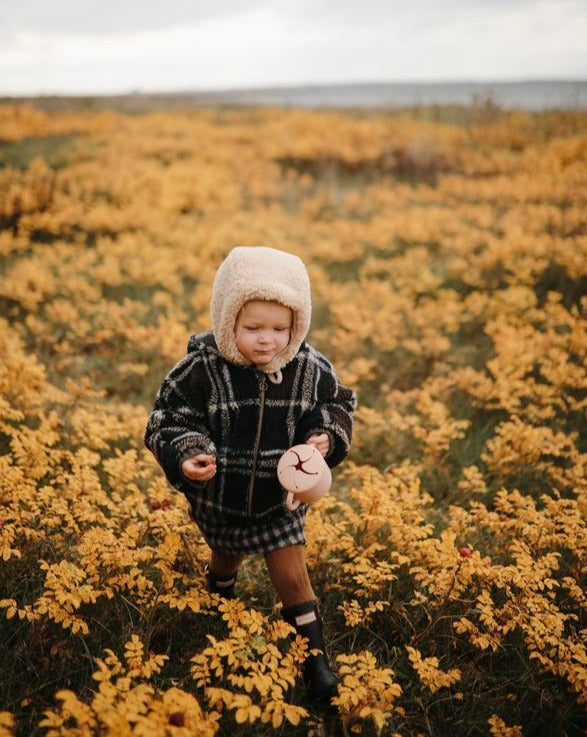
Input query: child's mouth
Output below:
<box><xmin>254</xmin><ymin>349</ymin><xmax>274</xmax><ymax>359</ymax></box>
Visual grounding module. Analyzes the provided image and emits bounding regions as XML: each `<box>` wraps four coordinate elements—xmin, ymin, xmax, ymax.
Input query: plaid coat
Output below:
<box><xmin>145</xmin><ymin>331</ymin><xmax>356</xmax><ymax>520</ymax></box>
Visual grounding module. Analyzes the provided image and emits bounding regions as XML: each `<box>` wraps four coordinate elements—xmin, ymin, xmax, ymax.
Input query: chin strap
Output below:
<box><xmin>267</xmin><ymin>369</ymin><xmax>283</xmax><ymax>385</ymax></box>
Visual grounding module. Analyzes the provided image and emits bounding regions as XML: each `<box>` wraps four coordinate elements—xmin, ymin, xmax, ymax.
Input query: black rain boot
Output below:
<box><xmin>204</xmin><ymin>564</ymin><xmax>238</xmax><ymax>599</ymax></box>
<box><xmin>282</xmin><ymin>600</ymin><xmax>338</xmax><ymax>708</ymax></box>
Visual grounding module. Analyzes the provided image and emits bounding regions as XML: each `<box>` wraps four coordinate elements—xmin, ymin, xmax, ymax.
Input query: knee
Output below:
<box><xmin>265</xmin><ymin>548</ymin><xmax>314</xmax><ymax>605</ymax></box>
<box><xmin>210</xmin><ymin>550</ymin><xmax>243</xmax><ymax>576</ymax></box>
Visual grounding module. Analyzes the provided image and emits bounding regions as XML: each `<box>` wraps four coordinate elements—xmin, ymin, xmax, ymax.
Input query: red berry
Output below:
<box><xmin>150</xmin><ymin>501</ymin><xmax>162</xmax><ymax>511</ymax></box>
<box><xmin>459</xmin><ymin>547</ymin><xmax>473</xmax><ymax>558</ymax></box>
<box><xmin>161</xmin><ymin>498</ymin><xmax>171</xmax><ymax>509</ymax></box>
<box><xmin>168</xmin><ymin>712</ymin><xmax>185</xmax><ymax>727</ymax></box>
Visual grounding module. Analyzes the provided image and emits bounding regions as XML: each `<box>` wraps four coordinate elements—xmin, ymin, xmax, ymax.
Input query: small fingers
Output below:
<box><xmin>182</xmin><ymin>455</ymin><xmax>217</xmax><ymax>481</ymax></box>
<box><xmin>306</xmin><ymin>433</ymin><xmax>330</xmax><ymax>457</ymax></box>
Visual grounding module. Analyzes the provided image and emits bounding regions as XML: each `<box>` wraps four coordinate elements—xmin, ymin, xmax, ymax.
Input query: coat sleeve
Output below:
<box><xmin>295</xmin><ymin>351</ymin><xmax>356</xmax><ymax>468</ymax></box>
<box><xmin>144</xmin><ymin>351</ymin><xmax>216</xmax><ymax>492</ymax></box>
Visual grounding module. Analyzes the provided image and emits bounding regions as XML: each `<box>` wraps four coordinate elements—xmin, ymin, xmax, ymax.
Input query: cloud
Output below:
<box><xmin>1</xmin><ymin>0</ymin><xmax>586</xmax><ymax>94</ymax></box>
<box><xmin>3</xmin><ymin>0</ymin><xmax>279</xmax><ymax>37</ymax></box>
<box><xmin>4</xmin><ymin>0</ymin><xmax>582</xmax><ymax>36</ymax></box>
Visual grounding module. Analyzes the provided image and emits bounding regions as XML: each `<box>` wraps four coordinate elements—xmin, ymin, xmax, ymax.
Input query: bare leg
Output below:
<box><xmin>264</xmin><ymin>544</ymin><xmax>315</xmax><ymax>607</ymax></box>
<box><xmin>209</xmin><ymin>550</ymin><xmax>244</xmax><ymax>576</ymax></box>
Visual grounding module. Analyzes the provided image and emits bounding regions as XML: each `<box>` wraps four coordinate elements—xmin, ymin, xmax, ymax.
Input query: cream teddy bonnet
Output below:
<box><xmin>210</xmin><ymin>246</ymin><xmax>312</xmax><ymax>380</ymax></box>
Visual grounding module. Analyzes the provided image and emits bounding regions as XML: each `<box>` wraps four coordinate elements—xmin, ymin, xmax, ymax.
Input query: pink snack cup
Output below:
<box><xmin>277</xmin><ymin>443</ymin><xmax>332</xmax><ymax>511</ymax></box>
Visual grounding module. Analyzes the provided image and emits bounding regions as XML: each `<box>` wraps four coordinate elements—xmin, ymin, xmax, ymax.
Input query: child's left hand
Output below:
<box><xmin>306</xmin><ymin>433</ymin><xmax>330</xmax><ymax>457</ymax></box>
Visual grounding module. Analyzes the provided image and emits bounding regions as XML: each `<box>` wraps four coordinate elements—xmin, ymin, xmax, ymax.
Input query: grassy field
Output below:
<box><xmin>0</xmin><ymin>102</ymin><xmax>586</xmax><ymax>737</ymax></box>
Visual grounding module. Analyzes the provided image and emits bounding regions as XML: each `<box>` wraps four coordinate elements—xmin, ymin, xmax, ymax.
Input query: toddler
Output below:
<box><xmin>145</xmin><ymin>246</ymin><xmax>356</xmax><ymax>707</ymax></box>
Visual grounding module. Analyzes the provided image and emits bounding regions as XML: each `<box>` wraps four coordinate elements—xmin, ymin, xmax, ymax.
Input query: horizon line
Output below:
<box><xmin>1</xmin><ymin>77</ymin><xmax>586</xmax><ymax>100</ymax></box>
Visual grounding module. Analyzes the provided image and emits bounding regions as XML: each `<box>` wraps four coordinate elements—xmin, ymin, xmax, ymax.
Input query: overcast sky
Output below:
<box><xmin>1</xmin><ymin>0</ymin><xmax>586</xmax><ymax>95</ymax></box>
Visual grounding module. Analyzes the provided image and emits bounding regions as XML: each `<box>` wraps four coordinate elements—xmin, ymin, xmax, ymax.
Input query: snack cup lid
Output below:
<box><xmin>277</xmin><ymin>444</ymin><xmax>331</xmax><ymax>494</ymax></box>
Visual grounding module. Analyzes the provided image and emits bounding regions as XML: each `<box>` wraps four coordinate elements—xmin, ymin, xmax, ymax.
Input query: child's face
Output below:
<box><xmin>235</xmin><ymin>300</ymin><xmax>292</xmax><ymax>367</ymax></box>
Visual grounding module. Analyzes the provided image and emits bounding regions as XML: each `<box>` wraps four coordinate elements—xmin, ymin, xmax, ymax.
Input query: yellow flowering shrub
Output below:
<box><xmin>488</xmin><ymin>715</ymin><xmax>524</xmax><ymax>737</ymax></box>
<box><xmin>0</xmin><ymin>102</ymin><xmax>585</xmax><ymax>736</ymax></box>
<box><xmin>190</xmin><ymin>601</ymin><xmax>309</xmax><ymax>729</ymax></box>
<box><xmin>333</xmin><ymin>651</ymin><xmax>402</xmax><ymax>734</ymax></box>
<box><xmin>405</xmin><ymin>646</ymin><xmax>461</xmax><ymax>694</ymax></box>
<box><xmin>0</xmin><ymin>713</ymin><xmax>14</xmax><ymax>737</ymax></box>
<box><xmin>39</xmin><ymin>638</ymin><xmax>220</xmax><ymax>737</ymax></box>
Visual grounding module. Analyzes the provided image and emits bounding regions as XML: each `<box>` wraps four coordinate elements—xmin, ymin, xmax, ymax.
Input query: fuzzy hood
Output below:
<box><xmin>210</xmin><ymin>246</ymin><xmax>311</xmax><ymax>376</ymax></box>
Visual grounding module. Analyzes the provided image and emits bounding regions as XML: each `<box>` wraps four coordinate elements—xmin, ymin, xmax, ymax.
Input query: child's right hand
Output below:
<box><xmin>181</xmin><ymin>454</ymin><xmax>217</xmax><ymax>482</ymax></box>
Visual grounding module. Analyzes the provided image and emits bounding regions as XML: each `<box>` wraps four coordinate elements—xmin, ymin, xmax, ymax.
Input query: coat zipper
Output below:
<box><xmin>247</xmin><ymin>373</ymin><xmax>267</xmax><ymax>517</ymax></box>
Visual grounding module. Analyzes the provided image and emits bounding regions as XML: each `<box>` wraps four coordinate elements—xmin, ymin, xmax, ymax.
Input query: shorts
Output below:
<box><xmin>191</xmin><ymin>504</ymin><xmax>309</xmax><ymax>555</ymax></box>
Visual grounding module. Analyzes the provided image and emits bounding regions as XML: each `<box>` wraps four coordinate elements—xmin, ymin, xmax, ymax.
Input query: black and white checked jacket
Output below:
<box><xmin>145</xmin><ymin>332</ymin><xmax>356</xmax><ymax>520</ymax></box>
